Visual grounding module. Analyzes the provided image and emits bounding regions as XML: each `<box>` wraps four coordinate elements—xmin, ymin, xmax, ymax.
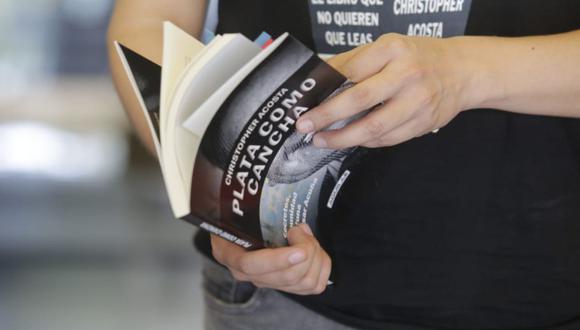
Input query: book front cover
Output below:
<box><xmin>189</xmin><ymin>37</ymin><xmax>358</xmax><ymax>249</ymax></box>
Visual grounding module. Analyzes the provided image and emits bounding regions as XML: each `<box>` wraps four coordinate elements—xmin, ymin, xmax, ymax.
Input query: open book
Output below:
<box><xmin>115</xmin><ymin>22</ymin><xmax>363</xmax><ymax>249</ymax></box>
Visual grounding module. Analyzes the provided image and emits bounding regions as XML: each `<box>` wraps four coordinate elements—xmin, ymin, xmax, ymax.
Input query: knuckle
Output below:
<box><xmin>314</xmin><ymin>283</ymin><xmax>326</xmax><ymax>295</ymax></box>
<box><xmin>377</xmin><ymin>33</ymin><xmax>393</xmax><ymax>43</ymax></box>
<box><xmin>231</xmin><ymin>270</ymin><xmax>247</xmax><ymax>281</ymax></box>
<box><xmin>379</xmin><ymin>32</ymin><xmax>402</xmax><ymax>41</ymax></box>
<box><xmin>349</xmin><ymin>86</ymin><xmax>373</xmax><ymax>108</ymax></box>
<box><xmin>310</xmin><ymin>238</ymin><xmax>321</xmax><ymax>249</ymax></box>
<box><xmin>305</xmin><ymin>242</ymin><xmax>320</xmax><ymax>258</ymax></box>
<box><xmin>374</xmin><ymin>35</ymin><xmax>393</xmax><ymax>53</ymax></box>
<box><xmin>238</xmin><ymin>257</ymin><xmax>253</xmax><ymax>275</ymax></box>
<box><xmin>364</xmin><ymin>118</ymin><xmax>386</xmax><ymax>138</ymax></box>
<box><xmin>388</xmin><ymin>37</ymin><xmax>410</xmax><ymax>54</ymax></box>
<box><xmin>302</xmin><ymin>276</ymin><xmax>318</xmax><ymax>290</ymax></box>
<box><xmin>417</xmin><ymin>88</ymin><xmax>438</xmax><ymax>109</ymax></box>
<box><xmin>402</xmin><ymin>64</ymin><xmax>425</xmax><ymax>82</ymax></box>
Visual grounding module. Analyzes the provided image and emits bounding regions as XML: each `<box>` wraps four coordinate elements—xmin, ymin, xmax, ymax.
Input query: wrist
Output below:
<box><xmin>444</xmin><ymin>36</ymin><xmax>503</xmax><ymax>112</ymax></box>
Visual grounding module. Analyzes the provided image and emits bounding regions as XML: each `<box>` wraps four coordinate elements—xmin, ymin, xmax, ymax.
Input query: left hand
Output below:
<box><xmin>296</xmin><ymin>33</ymin><xmax>471</xmax><ymax>148</ymax></box>
<box><xmin>210</xmin><ymin>224</ymin><xmax>332</xmax><ymax>295</ymax></box>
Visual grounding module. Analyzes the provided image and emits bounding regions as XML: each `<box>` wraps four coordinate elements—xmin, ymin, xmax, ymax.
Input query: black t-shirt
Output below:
<box><xmin>194</xmin><ymin>1</ymin><xmax>580</xmax><ymax>329</ymax></box>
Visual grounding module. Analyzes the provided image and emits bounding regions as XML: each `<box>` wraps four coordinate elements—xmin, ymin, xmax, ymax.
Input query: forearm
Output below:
<box><xmin>453</xmin><ymin>30</ymin><xmax>580</xmax><ymax>118</ymax></box>
<box><xmin>107</xmin><ymin>0</ymin><xmax>206</xmax><ymax>154</ymax></box>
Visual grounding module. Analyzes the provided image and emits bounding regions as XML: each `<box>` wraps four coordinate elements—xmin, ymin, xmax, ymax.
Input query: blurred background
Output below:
<box><xmin>0</xmin><ymin>1</ymin><xmax>205</xmax><ymax>329</ymax></box>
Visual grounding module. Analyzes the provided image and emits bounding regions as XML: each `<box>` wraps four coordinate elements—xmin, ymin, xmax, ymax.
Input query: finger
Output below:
<box><xmin>233</xmin><ymin>224</ymin><xmax>317</xmax><ymax>276</ymax></box>
<box><xmin>313</xmin><ymin>95</ymin><xmax>418</xmax><ymax>149</ymax></box>
<box><xmin>287</xmin><ymin>223</ymin><xmax>316</xmax><ymax>245</ymax></box>
<box><xmin>277</xmin><ymin>244</ymin><xmax>324</xmax><ymax>295</ymax></box>
<box><xmin>285</xmin><ymin>224</ymin><xmax>319</xmax><ymax>280</ymax></box>
<box><xmin>314</xmin><ymin>253</ymin><xmax>332</xmax><ymax>294</ymax></box>
<box><xmin>250</xmin><ymin>263</ymin><xmax>309</xmax><ymax>288</ymax></box>
<box><xmin>210</xmin><ymin>234</ymin><xmax>247</xmax><ymax>267</ymax></box>
<box><xmin>248</xmin><ymin>226</ymin><xmax>319</xmax><ymax>288</ymax></box>
<box><xmin>211</xmin><ymin>233</ymin><xmax>306</xmax><ymax>276</ymax></box>
<box><xmin>233</xmin><ymin>245</ymin><xmax>308</xmax><ymax>276</ymax></box>
<box><xmin>337</xmin><ymin>34</ymin><xmax>401</xmax><ymax>83</ymax></box>
<box><xmin>296</xmin><ymin>69</ymin><xmax>405</xmax><ymax>135</ymax></box>
<box><xmin>249</xmin><ymin>248</ymin><xmax>316</xmax><ymax>288</ymax></box>
<box><xmin>276</xmin><ymin>225</ymin><xmax>327</xmax><ymax>295</ymax></box>
<box><xmin>326</xmin><ymin>43</ymin><xmax>370</xmax><ymax>72</ymax></box>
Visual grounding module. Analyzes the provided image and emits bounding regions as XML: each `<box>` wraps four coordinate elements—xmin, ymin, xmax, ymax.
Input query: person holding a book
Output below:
<box><xmin>109</xmin><ymin>1</ymin><xmax>580</xmax><ymax>329</ymax></box>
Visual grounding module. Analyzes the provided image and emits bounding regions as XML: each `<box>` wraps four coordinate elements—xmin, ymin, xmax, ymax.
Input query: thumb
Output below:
<box><xmin>287</xmin><ymin>223</ymin><xmax>315</xmax><ymax>246</ymax></box>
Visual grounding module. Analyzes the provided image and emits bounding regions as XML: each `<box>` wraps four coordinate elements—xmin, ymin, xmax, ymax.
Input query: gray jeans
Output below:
<box><xmin>202</xmin><ymin>258</ymin><xmax>358</xmax><ymax>330</ymax></box>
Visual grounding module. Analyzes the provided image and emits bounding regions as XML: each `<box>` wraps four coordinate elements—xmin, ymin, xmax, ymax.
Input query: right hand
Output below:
<box><xmin>210</xmin><ymin>223</ymin><xmax>332</xmax><ymax>295</ymax></box>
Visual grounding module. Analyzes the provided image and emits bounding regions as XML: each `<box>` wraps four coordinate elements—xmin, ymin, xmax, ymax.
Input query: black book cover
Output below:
<box><xmin>186</xmin><ymin>36</ymin><xmax>362</xmax><ymax>249</ymax></box>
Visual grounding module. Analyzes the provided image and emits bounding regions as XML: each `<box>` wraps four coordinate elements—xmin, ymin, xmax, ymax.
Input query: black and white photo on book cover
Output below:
<box><xmin>187</xmin><ymin>36</ymin><xmax>368</xmax><ymax>249</ymax></box>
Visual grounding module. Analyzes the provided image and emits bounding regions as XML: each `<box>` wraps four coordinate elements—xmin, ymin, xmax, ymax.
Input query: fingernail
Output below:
<box><xmin>301</xmin><ymin>224</ymin><xmax>314</xmax><ymax>236</ymax></box>
<box><xmin>313</xmin><ymin>135</ymin><xmax>327</xmax><ymax>148</ymax></box>
<box><xmin>297</xmin><ymin>119</ymin><xmax>314</xmax><ymax>133</ymax></box>
<box><xmin>289</xmin><ymin>252</ymin><xmax>306</xmax><ymax>265</ymax></box>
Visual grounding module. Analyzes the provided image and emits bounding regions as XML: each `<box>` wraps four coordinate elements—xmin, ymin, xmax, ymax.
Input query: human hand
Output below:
<box><xmin>297</xmin><ymin>33</ymin><xmax>473</xmax><ymax>148</ymax></box>
<box><xmin>210</xmin><ymin>223</ymin><xmax>332</xmax><ymax>295</ymax></box>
